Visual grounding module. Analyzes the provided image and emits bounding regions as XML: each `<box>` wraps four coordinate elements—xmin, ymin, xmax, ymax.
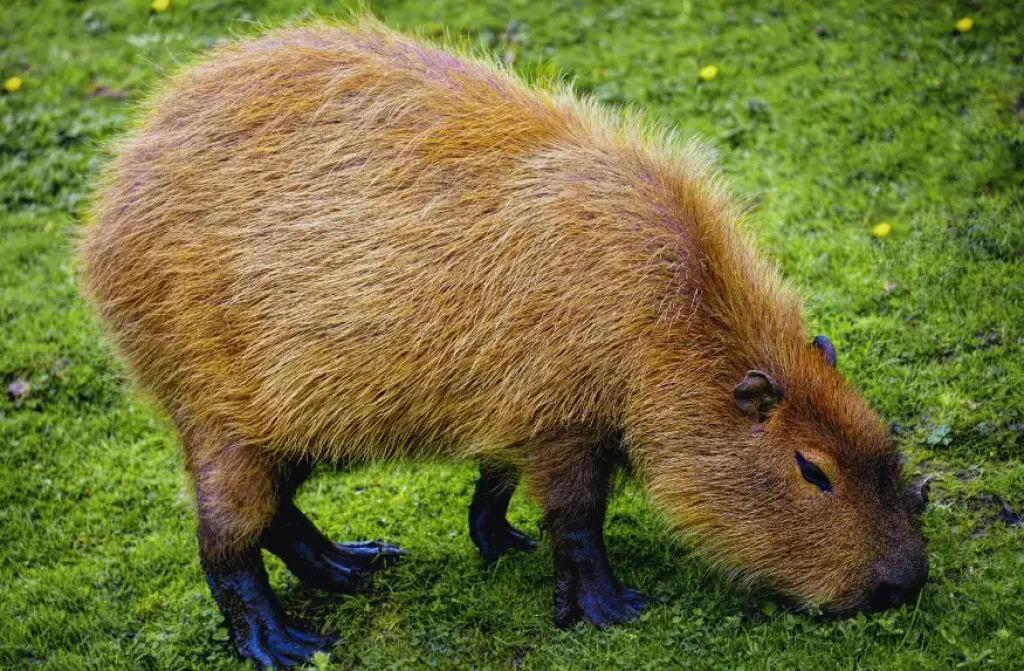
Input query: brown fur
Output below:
<box><xmin>80</xmin><ymin>17</ymin><xmax>923</xmax><ymax>611</ymax></box>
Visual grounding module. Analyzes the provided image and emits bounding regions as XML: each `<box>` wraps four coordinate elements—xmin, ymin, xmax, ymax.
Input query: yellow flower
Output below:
<box><xmin>955</xmin><ymin>17</ymin><xmax>973</xmax><ymax>33</ymax></box>
<box><xmin>872</xmin><ymin>222</ymin><xmax>892</xmax><ymax>239</ymax></box>
<box><xmin>4</xmin><ymin>76</ymin><xmax>22</xmax><ymax>93</ymax></box>
<box><xmin>152</xmin><ymin>0</ymin><xmax>170</xmax><ymax>12</ymax></box>
<box><xmin>699</xmin><ymin>65</ymin><xmax>718</xmax><ymax>81</ymax></box>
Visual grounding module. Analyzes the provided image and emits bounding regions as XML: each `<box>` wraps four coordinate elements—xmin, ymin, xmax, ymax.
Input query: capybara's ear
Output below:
<box><xmin>909</xmin><ymin>475</ymin><xmax>931</xmax><ymax>515</ymax></box>
<box><xmin>733</xmin><ymin>370</ymin><xmax>784</xmax><ymax>421</ymax></box>
<box><xmin>812</xmin><ymin>335</ymin><xmax>837</xmax><ymax>367</ymax></box>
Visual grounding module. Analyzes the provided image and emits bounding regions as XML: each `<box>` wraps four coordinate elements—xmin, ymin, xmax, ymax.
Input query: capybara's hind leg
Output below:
<box><xmin>202</xmin><ymin>544</ymin><xmax>337</xmax><ymax>669</ymax></box>
<box><xmin>469</xmin><ymin>461</ymin><xmax>537</xmax><ymax>563</ymax></box>
<box><xmin>186</xmin><ymin>429</ymin><xmax>336</xmax><ymax>669</ymax></box>
<box><xmin>261</xmin><ymin>459</ymin><xmax>403</xmax><ymax>593</ymax></box>
<box><xmin>530</xmin><ymin>437</ymin><xmax>654</xmax><ymax>629</ymax></box>
<box><xmin>261</xmin><ymin>503</ymin><xmax>403</xmax><ymax>593</ymax></box>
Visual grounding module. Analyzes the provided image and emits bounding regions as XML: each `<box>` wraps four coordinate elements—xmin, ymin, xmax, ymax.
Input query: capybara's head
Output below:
<box><xmin>646</xmin><ymin>335</ymin><xmax>928</xmax><ymax>615</ymax></box>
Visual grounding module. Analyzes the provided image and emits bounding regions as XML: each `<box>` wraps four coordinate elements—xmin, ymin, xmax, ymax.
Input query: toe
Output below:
<box><xmin>334</xmin><ymin>540</ymin><xmax>405</xmax><ymax>568</ymax></box>
<box><xmin>285</xmin><ymin>625</ymin><xmax>337</xmax><ymax>650</ymax></box>
<box><xmin>237</xmin><ymin>641</ymin><xmax>277</xmax><ymax>670</ymax></box>
<box><xmin>265</xmin><ymin>627</ymin><xmax>334</xmax><ymax>668</ymax></box>
<box><xmin>622</xmin><ymin>588</ymin><xmax>655</xmax><ymax>611</ymax></box>
<box><xmin>553</xmin><ymin>580</ymin><xmax>580</xmax><ymax>629</ymax></box>
<box><xmin>504</xmin><ymin>525</ymin><xmax>538</xmax><ymax>553</ymax></box>
<box><xmin>326</xmin><ymin>559</ymin><xmax>374</xmax><ymax>591</ymax></box>
<box><xmin>479</xmin><ymin>545</ymin><xmax>502</xmax><ymax>565</ymax></box>
<box><xmin>579</xmin><ymin>591</ymin><xmax>618</xmax><ymax>629</ymax></box>
<box><xmin>292</xmin><ymin>554</ymin><xmax>370</xmax><ymax>593</ymax></box>
<box><xmin>480</xmin><ymin>524</ymin><xmax>536</xmax><ymax>562</ymax></box>
<box><xmin>578</xmin><ymin>588</ymin><xmax>646</xmax><ymax>628</ymax></box>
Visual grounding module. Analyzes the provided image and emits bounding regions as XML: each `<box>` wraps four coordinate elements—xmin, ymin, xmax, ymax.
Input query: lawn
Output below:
<box><xmin>1</xmin><ymin>0</ymin><xmax>1023</xmax><ymax>669</ymax></box>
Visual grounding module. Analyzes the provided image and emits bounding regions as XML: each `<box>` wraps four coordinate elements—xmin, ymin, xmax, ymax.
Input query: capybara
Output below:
<box><xmin>80</xmin><ymin>17</ymin><xmax>929</xmax><ymax>668</ymax></box>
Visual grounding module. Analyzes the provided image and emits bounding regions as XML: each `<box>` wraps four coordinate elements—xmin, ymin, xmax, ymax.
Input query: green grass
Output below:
<box><xmin>2</xmin><ymin>0</ymin><xmax>1023</xmax><ymax>668</ymax></box>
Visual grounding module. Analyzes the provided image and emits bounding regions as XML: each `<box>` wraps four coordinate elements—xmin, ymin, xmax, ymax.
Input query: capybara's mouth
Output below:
<box><xmin>771</xmin><ymin>593</ymin><xmax>864</xmax><ymax>621</ymax></box>
<box><xmin>814</xmin><ymin>588</ymin><xmax>922</xmax><ymax>620</ymax></box>
<box><xmin>814</xmin><ymin>605</ymin><xmax>862</xmax><ymax>621</ymax></box>
<box><xmin>756</xmin><ymin>594</ymin><xmax>857</xmax><ymax>621</ymax></box>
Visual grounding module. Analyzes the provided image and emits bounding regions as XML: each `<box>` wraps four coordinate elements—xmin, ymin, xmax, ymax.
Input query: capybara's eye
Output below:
<box><xmin>795</xmin><ymin>451</ymin><xmax>833</xmax><ymax>493</ymax></box>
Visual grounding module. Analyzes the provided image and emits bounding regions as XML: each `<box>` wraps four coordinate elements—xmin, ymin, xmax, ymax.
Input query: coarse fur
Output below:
<box><xmin>80</xmin><ymin>15</ymin><xmax>925</xmax><ymax>617</ymax></box>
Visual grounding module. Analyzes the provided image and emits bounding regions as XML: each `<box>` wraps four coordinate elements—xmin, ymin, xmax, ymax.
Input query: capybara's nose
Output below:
<box><xmin>868</xmin><ymin>562</ymin><xmax>928</xmax><ymax>611</ymax></box>
<box><xmin>868</xmin><ymin>581</ymin><xmax>917</xmax><ymax>611</ymax></box>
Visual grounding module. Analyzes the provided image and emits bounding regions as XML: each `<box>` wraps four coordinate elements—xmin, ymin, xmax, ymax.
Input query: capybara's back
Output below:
<box><xmin>82</xmin><ymin>19</ymin><xmax>705</xmax><ymax>460</ymax></box>
<box><xmin>81</xmin><ymin>18</ymin><xmax>927</xmax><ymax>668</ymax></box>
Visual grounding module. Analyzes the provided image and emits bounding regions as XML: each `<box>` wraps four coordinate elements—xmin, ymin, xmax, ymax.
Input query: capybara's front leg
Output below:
<box><xmin>186</xmin><ymin>429</ymin><xmax>336</xmax><ymax>669</ymax></box>
<box><xmin>469</xmin><ymin>461</ymin><xmax>537</xmax><ymax>563</ymax></box>
<box><xmin>532</xmin><ymin>439</ymin><xmax>654</xmax><ymax>629</ymax></box>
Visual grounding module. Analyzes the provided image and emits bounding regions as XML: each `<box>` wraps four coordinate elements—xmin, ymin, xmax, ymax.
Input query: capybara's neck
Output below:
<box><xmin>619</xmin><ymin>179</ymin><xmax>811</xmax><ymax>536</ymax></box>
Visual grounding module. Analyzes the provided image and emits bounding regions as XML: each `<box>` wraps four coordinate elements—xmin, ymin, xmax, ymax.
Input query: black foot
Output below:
<box><xmin>471</xmin><ymin>517</ymin><xmax>538</xmax><ymax>564</ymax></box>
<box><xmin>555</xmin><ymin>578</ymin><xmax>654</xmax><ymax>629</ymax></box>
<box><xmin>292</xmin><ymin>541</ymin><xmax>404</xmax><ymax>592</ymax></box>
<box><xmin>236</xmin><ymin>623</ymin><xmax>338</xmax><ymax>669</ymax></box>
<box><xmin>203</xmin><ymin>545</ymin><xmax>338</xmax><ymax>669</ymax></box>
<box><xmin>262</xmin><ymin>503</ymin><xmax>403</xmax><ymax>593</ymax></box>
<box><xmin>469</xmin><ymin>462</ymin><xmax>537</xmax><ymax>563</ymax></box>
<box><xmin>537</xmin><ymin>438</ymin><xmax>652</xmax><ymax>630</ymax></box>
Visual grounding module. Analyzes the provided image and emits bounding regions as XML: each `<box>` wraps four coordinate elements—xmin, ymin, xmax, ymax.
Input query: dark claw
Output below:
<box><xmin>623</xmin><ymin>588</ymin><xmax>657</xmax><ymax>609</ymax></box>
<box><xmin>501</xmin><ymin>526</ymin><xmax>538</xmax><ymax>553</ymax></box>
<box><xmin>285</xmin><ymin>626</ymin><xmax>338</xmax><ymax>648</ymax></box>
<box><xmin>333</xmin><ymin>540</ymin><xmax>406</xmax><ymax>569</ymax></box>
<box><xmin>477</xmin><ymin>522</ymin><xmax>538</xmax><ymax>564</ymax></box>
<box><xmin>299</xmin><ymin>551</ymin><xmax>372</xmax><ymax>593</ymax></box>
<box><xmin>239</xmin><ymin>641</ymin><xmax>275</xmax><ymax>670</ymax></box>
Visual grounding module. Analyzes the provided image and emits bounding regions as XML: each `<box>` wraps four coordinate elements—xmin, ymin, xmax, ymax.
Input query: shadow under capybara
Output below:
<box><xmin>79</xmin><ymin>16</ymin><xmax>929</xmax><ymax>668</ymax></box>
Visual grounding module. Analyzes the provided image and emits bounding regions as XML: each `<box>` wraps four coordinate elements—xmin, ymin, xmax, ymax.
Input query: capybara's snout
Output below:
<box><xmin>867</xmin><ymin>549</ymin><xmax>928</xmax><ymax>612</ymax></box>
<box><xmin>819</xmin><ymin>546</ymin><xmax>928</xmax><ymax>618</ymax></box>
